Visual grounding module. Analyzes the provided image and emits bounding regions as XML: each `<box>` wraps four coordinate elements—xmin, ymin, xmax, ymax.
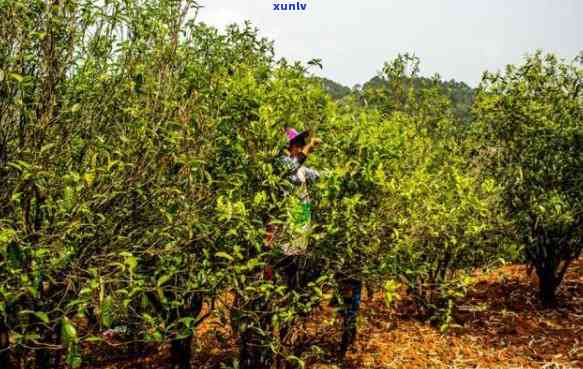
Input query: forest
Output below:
<box><xmin>0</xmin><ymin>1</ymin><xmax>582</xmax><ymax>369</ymax></box>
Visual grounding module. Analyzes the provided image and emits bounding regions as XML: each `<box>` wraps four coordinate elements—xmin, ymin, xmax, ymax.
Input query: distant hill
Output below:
<box><xmin>313</xmin><ymin>77</ymin><xmax>352</xmax><ymax>100</ymax></box>
<box><xmin>313</xmin><ymin>76</ymin><xmax>476</xmax><ymax>121</ymax></box>
<box><xmin>315</xmin><ymin>74</ymin><xmax>476</xmax><ymax>122</ymax></box>
<box><xmin>362</xmin><ymin>75</ymin><xmax>476</xmax><ymax>122</ymax></box>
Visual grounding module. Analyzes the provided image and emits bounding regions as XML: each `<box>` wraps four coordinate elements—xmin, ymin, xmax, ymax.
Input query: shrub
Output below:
<box><xmin>474</xmin><ymin>52</ymin><xmax>583</xmax><ymax>306</ymax></box>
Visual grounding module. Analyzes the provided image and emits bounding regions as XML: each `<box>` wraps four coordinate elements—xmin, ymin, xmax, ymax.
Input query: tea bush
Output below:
<box><xmin>1</xmin><ymin>1</ymin><xmax>579</xmax><ymax>368</ymax></box>
<box><xmin>473</xmin><ymin>52</ymin><xmax>583</xmax><ymax>306</ymax></box>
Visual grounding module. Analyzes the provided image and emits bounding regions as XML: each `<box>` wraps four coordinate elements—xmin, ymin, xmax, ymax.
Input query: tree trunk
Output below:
<box><xmin>537</xmin><ymin>265</ymin><xmax>558</xmax><ymax>307</ymax></box>
<box><xmin>170</xmin><ymin>336</ymin><xmax>192</xmax><ymax>369</ymax></box>
<box><xmin>35</xmin><ymin>331</ymin><xmax>61</xmax><ymax>369</ymax></box>
<box><xmin>0</xmin><ymin>321</ymin><xmax>14</xmax><ymax>369</ymax></box>
<box><xmin>36</xmin><ymin>348</ymin><xmax>51</xmax><ymax>369</ymax></box>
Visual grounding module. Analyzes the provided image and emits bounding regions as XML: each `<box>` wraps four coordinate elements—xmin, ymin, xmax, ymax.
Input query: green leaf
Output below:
<box><xmin>63</xmin><ymin>186</ymin><xmax>75</xmax><ymax>211</ymax></box>
<box><xmin>287</xmin><ymin>355</ymin><xmax>305</xmax><ymax>369</ymax></box>
<box><xmin>83</xmin><ymin>172</ymin><xmax>95</xmax><ymax>187</ymax></box>
<box><xmin>0</xmin><ymin>228</ymin><xmax>16</xmax><ymax>246</ymax></box>
<box><xmin>84</xmin><ymin>336</ymin><xmax>104</xmax><ymax>343</ymax></box>
<box><xmin>18</xmin><ymin>310</ymin><xmax>49</xmax><ymax>324</ymax></box>
<box><xmin>9</xmin><ymin>72</ymin><xmax>23</xmax><ymax>82</ymax></box>
<box><xmin>101</xmin><ymin>296</ymin><xmax>113</xmax><ymax>328</ymax></box>
<box><xmin>215</xmin><ymin>252</ymin><xmax>234</xmax><ymax>261</ymax></box>
<box><xmin>40</xmin><ymin>143</ymin><xmax>56</xmax><ymax>154</ymax></box>
<box><xmin>34</xmin><ymin>311</ymin><xmax>50</xmax><ymax>324</ymax></box>
<box><xmin>65</xmin><ymin>343</ymin><xmax>82</xmax><ymax>368</ymax></box>
<box><xmin>124</xmin><ymin>255</ymin><xmax>137</xmax><ymax>271</ymax></box>
<box><xmin>61</xmin><ymin>317</ymin><xmax>78</xmax><ymax>344</ymax></box>
<box><xmin>157</xmin><ymin>274</ymin><xmax>172</xmax><ymax>287</ymax></box>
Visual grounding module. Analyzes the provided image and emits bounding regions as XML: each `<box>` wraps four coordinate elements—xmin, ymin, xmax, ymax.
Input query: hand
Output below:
<box><xmin>303</xmin><ymin>137</ymin><xmax>321</xmax><ymax>155</ymax></box>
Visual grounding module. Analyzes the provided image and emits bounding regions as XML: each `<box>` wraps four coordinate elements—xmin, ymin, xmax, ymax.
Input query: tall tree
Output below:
<box><xmin>474</xmin><ymin>51</ymin><xmax>583</xmax><ymax>305</ymax></box>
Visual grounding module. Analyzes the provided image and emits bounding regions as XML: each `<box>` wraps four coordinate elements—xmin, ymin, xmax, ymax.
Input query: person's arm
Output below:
<box><xmin>301</xmin><ymin>137</ymin><xmax>321</xmax><ymax>156</ymax></box>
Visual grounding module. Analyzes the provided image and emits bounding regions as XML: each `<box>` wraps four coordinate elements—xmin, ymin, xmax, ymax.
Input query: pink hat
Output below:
<box><xmin>285</xmin><ymin>127</ymin><xmax>310</xmax><ymax>146</ymax></box>
<box><xmin>285</xmin><ymin>127</ymin><xmax>300</xmax><ymax>140</ymax></box>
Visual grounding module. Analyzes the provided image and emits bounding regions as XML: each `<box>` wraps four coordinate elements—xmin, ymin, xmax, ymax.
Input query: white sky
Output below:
<box><xmin>196</xmin><ymin>0</ymin><xmax>582</xmax><ymax>87</ymax></box>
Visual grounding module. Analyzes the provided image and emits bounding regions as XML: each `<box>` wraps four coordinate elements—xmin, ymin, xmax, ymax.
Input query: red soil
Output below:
<box><xmin>87</xmin><ymin>258</ymin><xmax>583</xmax><ymax>369</ymax></box>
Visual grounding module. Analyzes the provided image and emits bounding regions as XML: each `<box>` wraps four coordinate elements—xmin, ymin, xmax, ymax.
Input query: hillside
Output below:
<box><xmin>361</xmin><ymin>75</ymin><xmax>476</xmax><ymax>122</ymax></box>
<box><xmin>83</xmin><ymin>258</ymin><xmax>583</xmax><ymax>369</ymax></box>
<box><xmin>315</xmin><ymin>74</ymin><xmax>476</xmax><ymax>122</ymax></box>
<box><xmin>1</xmin><ymin>2</ymin><xmax>581</xmax><ymax>369</ymax></box>
<box><xmin>314</xmin><ymin>77</ymin><xmax>353</xmax><ymax>100</ymax></box>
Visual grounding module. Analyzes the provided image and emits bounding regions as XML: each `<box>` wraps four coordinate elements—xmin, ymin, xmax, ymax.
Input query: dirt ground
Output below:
<box><xmin>85</xmin><ymin>258</ymin><xmax>583</xmax><ymax>369</ymax></box>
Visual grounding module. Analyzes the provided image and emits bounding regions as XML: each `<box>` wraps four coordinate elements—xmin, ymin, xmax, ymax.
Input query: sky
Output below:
<box><xmin>196</xmin><ymin>0</ymin><xmax>582</xmax><ymax>87</ymax></box>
